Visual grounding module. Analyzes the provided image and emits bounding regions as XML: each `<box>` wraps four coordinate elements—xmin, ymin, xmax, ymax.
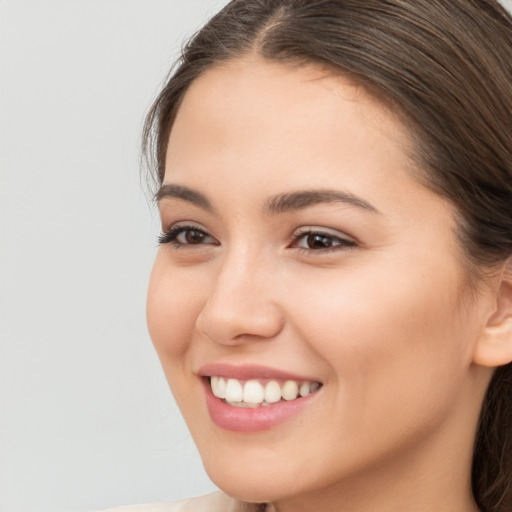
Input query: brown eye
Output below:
<box><xmin>177</xmin><ymin>229</ymin><xmax>209</xmax><ymax>244</ymax></box>
<box><xmin>305</xmin><ymin>234</ymin><xmax>338</xmax><ymax>249</ymax></box>
<box><xmin>158</xmin><ymin>225</ymin><xmax>218</xmax><ymax>246</ymax></box>
<box><xmin>292</xmin><ymin>230</ymin><xmax>356</xmax><ymax>252</ymax></box>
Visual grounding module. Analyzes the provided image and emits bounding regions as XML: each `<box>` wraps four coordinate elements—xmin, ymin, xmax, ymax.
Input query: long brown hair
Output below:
<box><xmin>143</xmin><ymin>1</ymin><xmax>512</xmax><ymax>510</ymax></box>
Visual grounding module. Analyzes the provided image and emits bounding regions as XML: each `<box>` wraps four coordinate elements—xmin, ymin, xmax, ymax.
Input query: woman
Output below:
<box><xmin>139</xmin><ymin>1</ymin><xmax>512</xmax><ymax>511</ymax></box>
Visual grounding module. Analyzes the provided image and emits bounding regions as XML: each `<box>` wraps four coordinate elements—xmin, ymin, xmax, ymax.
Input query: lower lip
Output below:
<box><xmin>202</xmin><ymin>379</ymin><xmax>318</xmax><ymax>432</ymax></box>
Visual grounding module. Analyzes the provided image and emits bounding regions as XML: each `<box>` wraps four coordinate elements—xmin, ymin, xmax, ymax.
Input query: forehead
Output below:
<box><xmin>164</xmin><ymin>58</ymin><xmax>419</xmax><ymax>203</ymax></box>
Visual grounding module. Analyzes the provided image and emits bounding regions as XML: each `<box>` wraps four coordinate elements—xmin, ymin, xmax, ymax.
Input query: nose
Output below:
<box><xmin>195</xmin><ymin>250</ymin><xmax>285</xmax><ymax>346</ymax></box>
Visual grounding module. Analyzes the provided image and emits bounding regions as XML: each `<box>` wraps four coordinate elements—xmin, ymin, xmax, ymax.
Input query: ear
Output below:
<box><xmin>473</xmin><ymin>258</ymin><xmax>512</xmax><ymax>368</ymax></box>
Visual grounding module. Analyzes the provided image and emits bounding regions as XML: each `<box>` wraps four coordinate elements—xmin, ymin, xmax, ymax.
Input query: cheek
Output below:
<box><xmin>286</xmin><ymin>256</ymin><xmax>471</xmax><ymax>406</ymax></box>
<box><xmin>146</xmin><ymin>254</ymin><xmax>203</xmax><ymax>362</ymax></box>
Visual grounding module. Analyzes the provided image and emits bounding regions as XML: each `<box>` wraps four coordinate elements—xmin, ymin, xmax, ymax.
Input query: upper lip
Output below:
<box><xmin>198</xmin><ymin>363</ymin><xmax>321</xmax><ymax>382</ymax></box>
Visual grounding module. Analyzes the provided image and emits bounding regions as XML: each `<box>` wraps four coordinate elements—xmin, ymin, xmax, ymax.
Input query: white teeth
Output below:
<box><xmin>243</xmin><ymin>380</ymin><xmax>265</xmax><ymax>404</ymax></box>
<box><xmin>299</xmin><ymin>381</ymin><xmax>311</xmax><ymax>397</ymax></box>
<box><xmin>210</xmin><ymin>376</ymin><xmax>321</xmax><ymax>406</ymax></box>
<box><xmin>211</xmin><ymin>376</ymin><xmax>226</xmax><ymax>399</ymax></box>
<box><xmin>225</xmin><ymin>378</ymin><xmax>243</xmax><ymax>402</ymax></box>
<box><xmin>282</xmin><ymin>380</ymin><xmax>299</xmax><ymax>401</ymax></box>
<box><xmin>264</xmin><ymin>380</ymin><xmax>282</xmax><ymax>403</ymax></box>
<box><xmin>217</xmin><ymin>377</ymin><xmax>227</xmax><ymax>398</ymax></box>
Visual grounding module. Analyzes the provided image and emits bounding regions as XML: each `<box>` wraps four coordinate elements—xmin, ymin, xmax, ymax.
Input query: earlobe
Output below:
<box><xmin>473</xmin><ymin>259</ymin><xmax>512</xmax><ymax>368</ymax></box>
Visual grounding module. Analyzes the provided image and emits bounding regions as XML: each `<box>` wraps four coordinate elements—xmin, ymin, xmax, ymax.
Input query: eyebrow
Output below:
<box><xmin>156</xmin><ymin>184</ymin><xmax>379</xmax><ymax>215</ymax></box>
<box><xmin>265</xmin><ymin>189</ymin><xmax>380</xmax><ymax>215</ymax></box>
<box><xmin>156</xmin><ymin>184</ymin><xmax>214</xmax><ymax>212</ymax></box>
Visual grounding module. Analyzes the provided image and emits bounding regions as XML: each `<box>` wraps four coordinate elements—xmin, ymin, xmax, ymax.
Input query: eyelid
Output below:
<box><xmin>292</xmin><ymin>225</ymin><xmax>356</xmax><ymax>242</ymax></box>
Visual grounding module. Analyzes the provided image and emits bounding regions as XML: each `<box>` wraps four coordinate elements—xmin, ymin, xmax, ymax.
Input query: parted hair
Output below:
<box><xmin>143</xmin><ymin>1</ymin><xmax>512</xmax><ymax>511</ymax></box>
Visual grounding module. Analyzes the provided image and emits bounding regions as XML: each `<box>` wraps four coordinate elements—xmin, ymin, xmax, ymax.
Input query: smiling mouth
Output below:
<box><xmin>208</xmin><ymin>376</ymin><xmax>322</xmax><ymax>408</ymax></box>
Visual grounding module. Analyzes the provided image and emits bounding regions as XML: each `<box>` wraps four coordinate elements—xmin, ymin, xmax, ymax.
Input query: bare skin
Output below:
<box><xmin>147</xmin><ymin>57</ymin><xmax>512</xmax><ymax>512</ymax></box>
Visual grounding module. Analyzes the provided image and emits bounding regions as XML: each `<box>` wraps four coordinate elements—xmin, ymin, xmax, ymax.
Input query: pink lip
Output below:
<box><xmin>199</xmin><ymin>364</ymin><xmax>321</xmax><ymax>433</ymax></box>
<box><xmin>198</xmin><ymin>363</ymin><xmax>319</xmax><ymax>382</ymax></box>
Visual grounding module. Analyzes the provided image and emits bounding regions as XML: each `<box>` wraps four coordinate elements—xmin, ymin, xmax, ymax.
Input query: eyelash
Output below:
<box><xmin>158</xmin><ymin>225</ymin><xmax>356</xmax><ymax>253</ymax></box>
<box><xmin>158</xmin><ymin>225</ymin><xmax>216</xmax><ymax>247</ymax></box>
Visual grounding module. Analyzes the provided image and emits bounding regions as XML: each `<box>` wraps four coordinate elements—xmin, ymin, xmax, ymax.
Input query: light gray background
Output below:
<box><xmin>1</xmin><ymin>1</ymin><xmax>511</xmax><ymax>511</ymax></box>
<box><xmin>0</xmin><ymin>1</ymin><xmax>229</xmax><ymax>511</ymax></box>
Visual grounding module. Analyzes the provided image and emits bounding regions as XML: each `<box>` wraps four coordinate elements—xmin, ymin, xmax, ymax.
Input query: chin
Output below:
<box><xmin>208</xmin><ymin>471</ymin><xmax>285</xmax><ymax>504</ymax></box>
<box><xmin>201</xmin><ymin>451</ymin><xmax>320</xmax><ymax>505</ymax></box>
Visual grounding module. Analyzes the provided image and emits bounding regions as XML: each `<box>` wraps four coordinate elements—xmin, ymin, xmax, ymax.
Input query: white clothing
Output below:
<box><xmin>100</xmin><ymin>492</ymin><xmax>265</xmax><ymax>512</ymax></box>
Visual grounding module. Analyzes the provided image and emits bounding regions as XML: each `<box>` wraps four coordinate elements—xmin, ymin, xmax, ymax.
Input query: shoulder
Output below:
<box><xmin>98</xmin><ymin>491</ymin><xmax>260</xmax><ymax>512</ymax></box>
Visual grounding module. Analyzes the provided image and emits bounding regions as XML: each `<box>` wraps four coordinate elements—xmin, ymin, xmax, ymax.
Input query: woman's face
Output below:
<box><xmin>147</xmin><ymin>59</ymin><xmax>491</xmax><ymax>506</ymax></box>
